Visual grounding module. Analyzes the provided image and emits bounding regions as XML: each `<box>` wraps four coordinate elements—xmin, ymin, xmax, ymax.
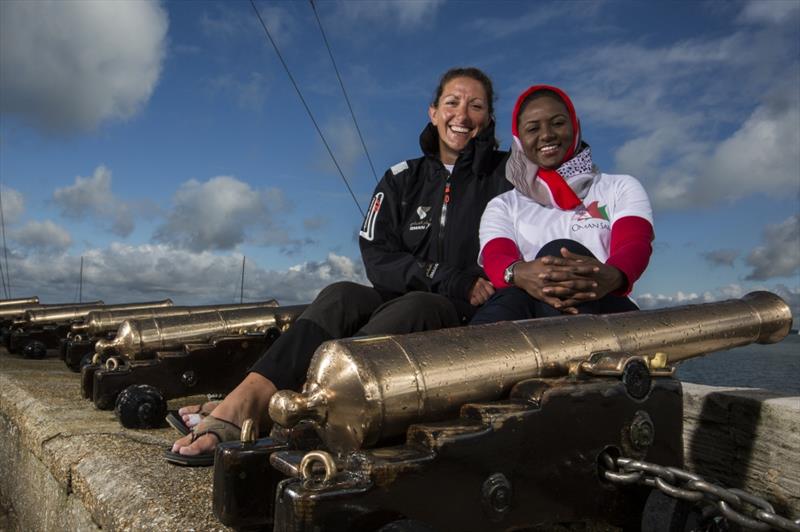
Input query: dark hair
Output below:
<box><xmin>516</xmin><ymin>89</ymin><xmax>564</xmax><ymax>129</ymax></box>
<box><xmin>431</xmin><ymin>67</ymin><xmax>495</xmax><ymax>117</ymax></box>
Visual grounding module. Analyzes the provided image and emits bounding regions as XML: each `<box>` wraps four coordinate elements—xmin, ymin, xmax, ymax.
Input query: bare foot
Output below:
<box><xmin>171</xmin><ymin>373</ymin><xmax>277</xmax><ymax>457</ymax></box>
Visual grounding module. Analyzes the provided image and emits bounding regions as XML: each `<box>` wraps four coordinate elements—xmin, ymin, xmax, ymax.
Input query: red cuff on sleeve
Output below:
<box><xmin>606</xmin><ymin>216</ymin><xmax>654</xmax><ymax>295</ymax></box>
<box><xmin>481</xmin><ymin>237</ymin><xmax>522</xmax><ymax>288</ymax></box>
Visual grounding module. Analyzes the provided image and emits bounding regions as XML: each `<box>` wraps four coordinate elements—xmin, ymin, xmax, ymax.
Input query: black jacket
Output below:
<box><xmin>359</xmin><ymin>121</ymin><xmax>511</xmax><ymax>321</ymax></box>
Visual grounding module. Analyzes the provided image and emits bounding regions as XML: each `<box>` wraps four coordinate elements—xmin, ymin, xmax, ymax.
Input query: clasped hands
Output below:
<box><xmin>512</xmin><ymin>248</ymin><xmax>624</xmax><ymax>314</ymax></box>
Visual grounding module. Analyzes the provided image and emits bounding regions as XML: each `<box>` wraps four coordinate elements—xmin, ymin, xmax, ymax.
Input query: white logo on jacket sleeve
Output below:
<box><xmin>360</xmin><ymin>192</ymin><xmax>384</xmax><ymax>241</ymax></box>
<box><xmin>390</xmin><ymin>161</ymin><xmax>409</xmax><ymax>175</ymax></box>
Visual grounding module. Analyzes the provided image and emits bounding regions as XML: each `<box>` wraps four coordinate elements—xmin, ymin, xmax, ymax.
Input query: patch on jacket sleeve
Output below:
<box><xmin>390</xmin><ymin>161</ymin><xmax>409</xmax><ymax>175</ymax></box>
<box><xmin>359</xmin><ymin>192</ymin><xmax>384</xmax><ymax>241</ymax></box>
<box><xmin>425</xmin><ymin>262</ymin><xmax>439</xmax><ymax>279</ymax></box>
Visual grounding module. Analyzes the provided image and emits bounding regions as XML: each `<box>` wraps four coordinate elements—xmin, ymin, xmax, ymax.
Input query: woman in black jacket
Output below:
<box><xmin>167</xmin><ymin>67</ymin><xmax>510</xmax><ymax>466</ymax></box>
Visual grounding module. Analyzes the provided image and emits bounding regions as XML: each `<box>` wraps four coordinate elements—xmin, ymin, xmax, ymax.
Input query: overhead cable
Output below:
<box><xmin>249</xmin><ymin>0</ymin><xmax>364</xmax><ymax>218</ymax></box>
<box><xmin>0</xmin><ymin>183</ymin><xmax>12</xmax><ymax>298</ymax></box>
<box><xmin>309</xmin><ymin>0</ymin><xmax>378</xmax><ymax>184</ymax></box>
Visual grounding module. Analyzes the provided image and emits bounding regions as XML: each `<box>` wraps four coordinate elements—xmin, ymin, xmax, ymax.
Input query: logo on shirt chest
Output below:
<box><xmin>409</xmin><ymin>205</ymin><xmax>432</xmax><ymax>231</ymax></box>
<box><xmin>571</xmin><ymin>201</ymin><xmax>610</xmax><ymax>232</ymax></box>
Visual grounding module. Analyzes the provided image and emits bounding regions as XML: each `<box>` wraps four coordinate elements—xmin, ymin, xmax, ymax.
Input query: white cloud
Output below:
<box><xmin>200</xmin><ymin>4</ymin><xmax>293</xmax><ymax>46</ymax></box>
<box><xmin>0</xmin><ymin>185</ymin><xmax>24</xmax><ymax>224</ymax></box>
<box><xmin>154</xmin><ymin>176</ymin><xmax>294</xmax><ymax>252</ymax></box>
<box><xmin>304</xmin><ymin>216</ymin><xmax>327</xmax><ymax>230</ymax></box>
<box><xmin>53</xmin><ymin>166</ymin><xmax>135</xmax><ymax>237</ymax></box>
<box><xmin>313</xmin><ymin>116</ymin><xmax>364</xmax><ymax>177</ymax></box>
<box><xmin>0</xmin><ymin>0</ymin><xmax>167</xmax><ymax>133</ymax></box>
<box><xmin>738</xmin><ymin>0</ymin><xmax>800</xmax><ymax>25</ymax></box>
<box><xmin>6</xmin><ymin>244</ymin><xmax>366</xmax><ymax>306</ymax></box>
<box><xmin>745</xmin><ymin>214</ymin><xmax>800</xmax><ymax>280</ymax></box>
<box><xmin>468</xmin><ymin>2</ymin><xmax>603</xmax><ymax>40</ymax></box>
<box><xmin>11</xmin><ymin>220</ymin><xmax>72</xmax><ymax>253</ymax></box>
<box><xmin>647</xmin><ymin>91</ymin><xmax>800</xmax><ymax>208</ymax></box>
<box><xmin>209</xmin><ymin>72</ymin><xmax>268</xmax><ymax>112</ymax></box>
<box><xmin>555</xmin><ymin>8</ymin><xmax>799</xmax><ymax>211</ymax></box>
<box><xmin>635</xmin><ymin>283</ymin><xmax>800</xmax><ymax>329</ymax></box>
<box><xmin>334</xmin><ymin>0</ymin><xmax>445</xmax><ymax>27</ymax></box>
<box><xmin>701</xmin><ymin>249</ymin><xmax>740</xmax><ymax>268</ymax></box>
<box><xmin>635</xmin><ymin>290</ymin><xmax>716</xmax><ymax>310</ymax></box>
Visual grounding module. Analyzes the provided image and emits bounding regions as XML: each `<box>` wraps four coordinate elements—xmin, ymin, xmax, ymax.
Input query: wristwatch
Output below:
<box><xmin>503</xmin><ymin>261</ymin><xmax>522</xmax><ymax>285</ymax></box>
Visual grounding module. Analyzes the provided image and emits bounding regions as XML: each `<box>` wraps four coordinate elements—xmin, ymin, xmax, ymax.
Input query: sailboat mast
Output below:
<box><xmin>240</xmin><ymin>256</ymin><xmax>246</xmax><ymax>304</ymax></box>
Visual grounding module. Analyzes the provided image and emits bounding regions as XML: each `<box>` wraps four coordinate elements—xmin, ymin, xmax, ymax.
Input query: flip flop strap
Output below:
<box><xmin>190</xmin><ymin>416</ymin><xmax>241</xmax><ymax>444</ymax></box>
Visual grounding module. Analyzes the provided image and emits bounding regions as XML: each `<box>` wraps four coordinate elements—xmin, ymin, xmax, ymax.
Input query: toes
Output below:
<box><xmin>178</xmin><ymin>404</ymin><xmax>200</xmax><ymax>416</ymax></box>
<box><xmin>171</xmin><ymin>434</ymin><xmax>193</xmax><ymax>453</ymax></box>
<box><xmin>178</xmin><ymin>434</ymin><xmax>218</xmax><ymax>456</ymax></box>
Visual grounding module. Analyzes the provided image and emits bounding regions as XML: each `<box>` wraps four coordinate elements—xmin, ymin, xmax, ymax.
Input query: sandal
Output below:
<box><xmin>165</xmin><ymin>401</ymin><xmax>219</xmax><ymax>436</ymax></box>
<box><xmin>164</xmin><ymin>415</ymin><xmax>241</xmax><ymax>467</ymax></box>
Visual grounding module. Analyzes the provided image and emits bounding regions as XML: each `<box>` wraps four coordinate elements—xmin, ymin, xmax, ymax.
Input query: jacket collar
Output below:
<box><xmin>419</xmin><ymin>120</ymin><xmax>499</xmax><ymax>177</ymax></box>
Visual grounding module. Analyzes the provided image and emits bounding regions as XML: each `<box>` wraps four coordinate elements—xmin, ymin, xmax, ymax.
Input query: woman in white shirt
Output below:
<box><xmin>471</xmin><ymin>85</ymin><xmax>654</xmax><ymax>324</ymax></box>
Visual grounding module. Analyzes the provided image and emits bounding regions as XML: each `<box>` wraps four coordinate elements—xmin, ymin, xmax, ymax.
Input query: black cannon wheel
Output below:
<box><xmin>114</xmin><ymin>384</ymin><xmax>167</xmax><ymax>429</ymax></box>
<box><xmin>376</xmin><ymin>520</ymin><xmax>437</xmax><ymax>532</ymax></box>
<box><xmin>22</xmin><ymin>340</ymin><xmax>48</xmax><ymax>359</ymax></box>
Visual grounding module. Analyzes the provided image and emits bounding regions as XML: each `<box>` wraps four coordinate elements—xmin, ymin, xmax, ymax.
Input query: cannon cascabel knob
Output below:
<box><xmin>269</xmin><ymin>389</ymin><xmax>328</xmax><ymax>428</ymax></box>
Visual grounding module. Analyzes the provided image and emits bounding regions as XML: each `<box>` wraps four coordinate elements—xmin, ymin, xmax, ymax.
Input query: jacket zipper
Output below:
<box><xmin>439</xmin><ymin>176</ymin><xmax>451</xmax><ymax>259</ymax></box>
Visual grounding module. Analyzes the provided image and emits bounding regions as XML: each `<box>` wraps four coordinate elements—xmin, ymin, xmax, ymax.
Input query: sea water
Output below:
<box><xmin>675</xmin><ymin>333</ymin><xmax>800</xmax><ymax>395</ymax></box>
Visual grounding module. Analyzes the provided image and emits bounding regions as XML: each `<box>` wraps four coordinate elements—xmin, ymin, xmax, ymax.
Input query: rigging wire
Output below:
<box><xmin>0</xmin><ymin>183</ymin><xmax>12</xmax><ymax>298</ymax></box>
<box><xmin>308</xmin><ymin>0</ymin><xmax>378</xmax><ymax>184</ymax></box>
<box><xmin>0</xmin><ymin>250</ymin><xmax>7</xmax><ymax>300</ymax></box>
<box><xmin>248</xmin><ymin>0</ymin><xmax>365</xmax><ymax>218</ymax></box>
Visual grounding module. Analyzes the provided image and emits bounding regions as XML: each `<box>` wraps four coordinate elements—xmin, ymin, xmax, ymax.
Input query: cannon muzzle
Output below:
<box><xmin>269</xmin><ymin>291</ymin><xmax>793</xmax><ymax>453</ymax></box>
<box><xmin>0</xmin><ymin>300</ymin><xmax>104</xmax><ymax>320</ymax></box>
<box><xmin>95</xmin><ymin>304</ymin><xmax>307</xmax><ymax>359</ymax></box>
<box><xmin>0</xmin><ymin>297</ymin><xmax>39</xmax><ymax>307</ymax></box>
<box><xmin>72</xmin><ymin>300</ymin><xmax>278</xmax><ymax>337</ymax></box>
<box><xmin>24</xmin><ymin>299</ymin><xmax>173</xmax><ymax>325</ymax></box>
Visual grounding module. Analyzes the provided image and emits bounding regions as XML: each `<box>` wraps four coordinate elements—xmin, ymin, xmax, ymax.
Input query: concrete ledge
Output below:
<box><xmin>682</xmin><ymin>382</ymin><xmax>800</xmax><ymax>519</ymax></box>
<box><xmin>0</xmin><ymin>350</ymin><xmax>231</xmax><ymax>531</ymax></box>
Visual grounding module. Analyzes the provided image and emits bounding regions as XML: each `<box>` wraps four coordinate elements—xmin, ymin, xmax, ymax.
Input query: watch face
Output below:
<box><xmin>504</xmin><ymin>265</ymin><xmax>514</xmax><ymax>284</ymax></box>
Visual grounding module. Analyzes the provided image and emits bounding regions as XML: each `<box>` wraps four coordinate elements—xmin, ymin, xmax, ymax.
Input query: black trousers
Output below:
<box><xmin>470</xmin><ymin>239</ymin><xmax>638</xmax><ymax>325</ymax></box>
<box><xmin>250</xmin><ymin>282</ymin><xmax>461</xmax><ymax>391</ymax></box>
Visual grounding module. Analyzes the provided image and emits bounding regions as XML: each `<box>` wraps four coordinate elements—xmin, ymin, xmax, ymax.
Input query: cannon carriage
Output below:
<box><xmin>79</xmin><ymin>304</ymin><xmax>307</xmax><ymax>423</ymax></box>
<box><xmin>4</xmin><ymin>299</ymin><xmax>109</xmax><ymax>356</ymax></box>
<box><xmin>211</xmin><ymin>292</ymin><xmax>794</xmax><ymax>531</ymax></box>
<box><xmin>62</xmin><ymin>299</ymin><xmax>279</xmax><ymax>371</ymax></box>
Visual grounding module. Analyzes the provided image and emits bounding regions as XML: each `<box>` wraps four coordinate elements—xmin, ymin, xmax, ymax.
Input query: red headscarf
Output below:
<box><xmin>507</xmin><ymin>85</ymin><xmax>590</xmax><ymax>210</ymax></box>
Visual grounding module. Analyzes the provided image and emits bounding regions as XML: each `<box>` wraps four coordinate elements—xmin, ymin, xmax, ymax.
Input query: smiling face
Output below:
<box><xmin>517</xmin><ymin>94</ymin><xmax>575</xmax><ymax>170</ymax></box>
<box><xmin>428</xmin><ymin>76</ymin><xmax>490</xmax><ymax>165</ymax></box>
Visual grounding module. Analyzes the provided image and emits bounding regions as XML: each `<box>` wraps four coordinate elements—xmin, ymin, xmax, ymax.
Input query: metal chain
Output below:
<box><xmin>600</xmin><ymin>452</ymin><xmax>800</xmax><ymax>531</ymax></box>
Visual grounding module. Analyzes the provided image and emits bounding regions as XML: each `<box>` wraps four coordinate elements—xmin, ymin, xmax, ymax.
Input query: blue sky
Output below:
<box><xmin>0</xmin><ymin>0</ymin><xmax>798</xmax><ymax>324</ymax></box>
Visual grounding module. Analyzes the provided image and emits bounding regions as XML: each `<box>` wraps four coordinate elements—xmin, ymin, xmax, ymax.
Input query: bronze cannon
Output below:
<box><xmin>72</xmin><ymin>299</ymin><xmax>278</xmax><ymax>338</ymax></box>
<box><xmin>212</xmin><ymin>291</ymin><xmax>793</xmax><ymax>531</ymax></box>
<box><xmin>62</xmin><ymin>300</ymin><xmax>278</xmax><ymax>370</ymax></box>
<box><xmin>1</xmin><ymin>299</ymin><xmax>102</xmax><ymax>322</ymax></box>
<box><xmin>271</xmin><ymin>291</ymin><xmax>790</xmax><ymax>452</ymax></box>
<box><xmin>84</xmin><ymin>304</ymin><xmax>308</xmax><ymax>414</ymax></box>
<box><xmin>23</xmin><ymin>298</ymin><xmax>173</xmax><ymax>325</ymax></box>
<box><xmin>0</xmin><ymin>296</ymin><xmax>39</xmax><ymax>307</ymax></box>
<box><xmin>9</xmin><ymin>300</ymin><xmax>170</xmax><ymax>357</ymax></box>
<box><xmin>95</xmin><ymin>304</ymin><xmax>305</xmax><ymax>360</ymax></box>
<box><xmin>6</xmin><ymin>300</ymin><xmax>105</xmax><ymax>354</ymax></box>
